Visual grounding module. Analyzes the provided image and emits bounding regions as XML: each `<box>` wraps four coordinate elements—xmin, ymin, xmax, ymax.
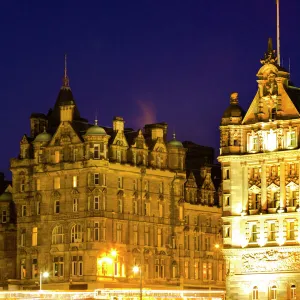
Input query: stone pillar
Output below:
<box><xmin>280</xmin><ymin>159</ymin><xmax>286</xmax><ymax>210</ymax></box>
<box><xmin>298</xmin><ymin>159</ymin><xmax>300</xmax><ymax>208</ymax></box>
<box><xmin>261</xmin><ymin>161</ymin><xmax>267</xmax><ymax>212</ymax></box>
<box><xmin>242</xmin><ymin>162</ymin><xmax>248</xmax><ymax>213</ymax></box>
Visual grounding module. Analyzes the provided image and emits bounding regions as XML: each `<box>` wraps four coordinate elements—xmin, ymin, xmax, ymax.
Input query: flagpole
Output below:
<box><xmin>276</xmin><ymin>0</ymin><xmax>281</xmax><ymax>66</ymax></box>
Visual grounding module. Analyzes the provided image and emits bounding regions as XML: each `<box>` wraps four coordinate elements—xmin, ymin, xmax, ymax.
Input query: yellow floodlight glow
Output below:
<box><xmin>110</xmin><ymin>249</ymin><xmax>117</xmax><ymax>257</ymax></box>
<box><xmin>132</xmin><ymin>265</ymin><xmax>140</xmax><ymax>273</ymax></box>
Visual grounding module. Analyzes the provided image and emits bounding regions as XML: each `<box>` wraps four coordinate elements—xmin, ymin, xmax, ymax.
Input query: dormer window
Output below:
<box><xmin>266</xmin><ymin>129</ymin><xmax>277</xmax><ymax>151</ymax></box>
<box><xmin>287</xmin><ymin>130</ymin><xmax>297</xmax><ymax>148</ymax></box>
<box><xmin>94</xmin><ymin>145</ymin><xmax>100</xmax><ymax>159</ymax></box>
<box><xmin>248</xmin><ymin>133</ymin><xmax>259</xmax><ymax>152</ymax></box>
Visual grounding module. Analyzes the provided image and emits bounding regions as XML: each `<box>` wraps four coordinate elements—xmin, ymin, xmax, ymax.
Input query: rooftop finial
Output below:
<box><xmin>230</xmin><ymin>92</ymin><xmax>239</xmax><ymax>104</ymax></box>
<box><xmin>94</xmin><ymin>112</ymin><xmax>98</xmax><ymax>126</ymax></box>
<box><xmin>62</xmin><ymin>54</ymin><xmax>70</xmax><ymax>88</ymax></box>
<box><xmin>173</xmin><ymin>132</ymin><xmax>176</xmax><ymax>140</ymax></box>
<box><xmin>260</xmin><ymin>38</ymin><xmax>278</xmax><ymax>65</ymax></box>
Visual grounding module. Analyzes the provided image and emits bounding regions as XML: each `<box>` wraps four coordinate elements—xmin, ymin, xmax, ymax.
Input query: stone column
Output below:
<box><xmin>261</xmin><ymin>161</ymin><xmax>267</xmax><ymax>212</ymax></box>
<box><xmin>279</xmin><ymin>159</ymin><xmax>286</xmax><ymax>210</ymax></box>
<box><xmin>298</xmin><ymin>159</ymin><xmax>300</xmax><ymax>208</ymax></box>
<box><xmin>242</xmin><ymin>162</ymin><xmax>248</xmax><ymax>213</ymax></box>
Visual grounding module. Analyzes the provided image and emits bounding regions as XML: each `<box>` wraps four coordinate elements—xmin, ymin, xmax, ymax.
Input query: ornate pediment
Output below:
<box><xmin>51</xmin><ymin>190</ymin><xmax>61</xmax><ymax>199</ymax></box>
<box><xmin>267</xmin><ymin>182</ymin><xmax>280</xmax><ymax>191</ymax></box>
<box><xmin>71</xmin><ymin>188</ymin><xmax>79</xmax><ymax>195</ymax></box>
<box><xmin>286</xmin><ymin>181</ymin><xmax>299</xmax><ymax>189</ymax></box>
<box><xmin>248</xmin><ymin>185</ymin><xmax>261</xmax><ymax>193</ymax></box>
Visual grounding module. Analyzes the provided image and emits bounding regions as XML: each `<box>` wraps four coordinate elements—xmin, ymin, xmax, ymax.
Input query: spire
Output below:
<box><xmin>62</xmin><ymin>54</ymin><xmax>70</xmax><ymax>88</ymax></box>
<box><xmin>94</xmin><ymin>113</ymin><xmax>98</xmax><ymax>126</ymax></box>
<box><xmin>172</xmin><ymin>132</ymin><xmax>176</xmax><ymax>140</ymax></box>
<box><xmin>276</xmin><ymin>0</ymin><xmax>281</xmax><ymax>66</ymax></box>
<box><xmin>260</xmin><ymin>38</ymin><xmax>278</xmax><ymax>65</ymax></box>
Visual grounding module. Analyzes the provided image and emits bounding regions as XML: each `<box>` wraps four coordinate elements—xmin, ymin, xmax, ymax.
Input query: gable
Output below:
<box><xmin>49</xmin><ymin>122</ymin><xmax>82</xmax><ymax>146</ymax></box>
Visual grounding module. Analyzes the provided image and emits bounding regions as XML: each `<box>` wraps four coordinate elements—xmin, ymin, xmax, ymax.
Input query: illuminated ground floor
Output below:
<box><xmin>0</xmin><ymin>289</ymin><xmax>226</xmax><ymax>300</ymax></box>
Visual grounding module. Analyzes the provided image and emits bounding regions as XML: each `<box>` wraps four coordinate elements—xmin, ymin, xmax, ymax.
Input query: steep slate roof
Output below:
<box><xmin>286</xmin><ymin>85</ymin><xmax>300</xmax><ymax>113</ymax></box>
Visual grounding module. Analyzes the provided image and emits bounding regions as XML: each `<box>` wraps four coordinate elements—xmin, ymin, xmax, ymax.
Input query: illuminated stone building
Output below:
<box><xmin>0</xmin><ymin>174</ymin><xmax>16</xmax><ymax>288</ymax></box>
<box><xmin>7</xmin><ymin>62</ymin><xmax>225</xmax><ymax>291</ymax></box>
<box><xmin>218</xmin><ymin>39</ymin><xmax>300</xmax><ymax>300</ymax></box>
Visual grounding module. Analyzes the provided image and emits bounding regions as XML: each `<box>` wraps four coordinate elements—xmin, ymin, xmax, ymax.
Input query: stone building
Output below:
<box><xmin>6</xmin><ymin>62</ymin><xmax>225</xmax><ymax>291</ymax></box>
<box><xmin>218</xmin><ymin>38</ymin><xmax>300</xmax><ymax>299</ymax></box>
<box><xmin>0</xmin><ymin>174</ymin><xmax>16</xmax><ymax>288</ymax></box>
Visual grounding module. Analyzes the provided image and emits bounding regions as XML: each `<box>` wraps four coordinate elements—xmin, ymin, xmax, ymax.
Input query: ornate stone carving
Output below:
<box><xmin>242</xmin><ymin>249</ymin><xmax>300</xmax><ymax>273</ymax></box>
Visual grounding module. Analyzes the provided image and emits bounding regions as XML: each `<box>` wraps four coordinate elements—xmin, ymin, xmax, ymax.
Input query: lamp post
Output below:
<box><xmin>133</xmin><ymin>265</ymin><xmax>142</xmax><ymax>300</ymax></box>
<box><xmin>39</xmin><ymin>271</ymin><xmax>49</xmax><ymax>291</ymax></box>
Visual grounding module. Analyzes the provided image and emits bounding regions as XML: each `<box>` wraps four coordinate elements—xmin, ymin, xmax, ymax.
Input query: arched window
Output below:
<box><xmin>71</xmin><ymin>224</ymin><xmax>83</xmax><ymax>243</ymax></box>
<box><xmin>270</xmin><ymin>285</ymin><xmax>277</xmax><ymax>300</ymax></box>
<box><xmin>291</xmin><ymin>284</ymin><xmax>296</xmax><ymax>299</ymax></box>
<box><xmin>252</xmin><ymin>286</ymin><xmax>258</xmax><ymax>300</ymax></box>
<box><xmin>52</xmin><ymin>225</ymin><xmax>64</xmax><ymax>244</ymax></box>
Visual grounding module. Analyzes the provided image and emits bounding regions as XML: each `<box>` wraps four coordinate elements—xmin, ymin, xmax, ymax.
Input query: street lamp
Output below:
<box><xmin>133</xmin><ymin>265</ymin><xmax>142</xmax><ymax>300</ymax></box>
<box><xmin>39</xmin><ymin>271</ymin><xmax>49</xmax><ymax>291</ymax></box>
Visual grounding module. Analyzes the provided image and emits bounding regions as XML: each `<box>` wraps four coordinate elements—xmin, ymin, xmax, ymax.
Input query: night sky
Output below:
<box><xmin>0</xmin><ymin>0</ymin><xmax>300</xmax><ymax>178</ymax></box>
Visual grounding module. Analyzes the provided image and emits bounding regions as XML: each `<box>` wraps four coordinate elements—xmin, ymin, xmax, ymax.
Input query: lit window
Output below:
<box><xmin>55</xmin><ymin>151</ymin><xmax>60</xmax><ymax>163</ymax></box>
<box><xmin>117</xmin><ymin>150</ymin><xmax>121</xmax><ymax>162</ymax></box>
<box><xmin>157</xmin><ymin>228</ymin><xmax>162</xmax><ymax>247</ymax></box>
<box><xmin>270</xmin><ymin>285</ymin><xmax>277</xmax><ymax>300</ymax></box>
<box><xmin>133</xmin><ymin>179</ymin><xmax>137</xmax><ymax>191</ymax></box>
<box><xmin>52</xmin><ymin>225</ymin><xmax>64</xmax><ymax>244</ymax></box>
<box><xmin>268</xmin><ymin>223</ymin><xmax>276</xmax><ymax>241</ymax></box>
<box><xmin>287</xmin><ymin>221</ymin><xmax>295</xmax><ymax>240</ymax></box>
<box><xmin>249</xmin><ymin>223</ymin><xmax>258</xmax><ymax>243</ymax></box>
<box><xmin>203</xmin><ymin>262</ymin><xmax>207</xmax><ymax>280</ymax></box>
<box><xmin>32</xmin><ymin>227</ymin><xmax>38</xmax><ymax>246</ymax></box>
<box><xmin>54</xmin><ymin>177</ymin><xmax>60</xmax><ymax>189</ymax></box>
<box><xmin>194</xmin><ymin>262</ymin><xmax>199</xmax><ymax>280</ymax></box>
<box><xmin>159</xmin><ymin>203</ymin><xmax>163</xmax><ymax>217</ymax></box>
<box><xmin>287</xmin><ymin>131</ymin><xmax>297</xmax><ymax>148</ymax></box>
<box><xmin>266</xmin><ymin>129</ymin><xmax>277</xmax><ymax>151</ymax></box>
<box><xmin>73</xmin><ymin>176</ymin><xmax>78</xmax><ymax>188</ymax></box>
<box><xmin>36</xmin><ymin>179</ymin><xmax>41</xmax><ymax>191</ymax></box>
<box><xmin>252</xmin><ymin>286</ymin><xmax>258</xmax><ymax>300</ymax></box>
<box><xmin>291</xmin><ymin>284</ymin><xmax>296</xmax><ymax>299</ymax></box>
<box><xmin>184</xmin><ymin>261</ymin><xmax>189</xmax><ymax>278</ymax></box>
<box><xmin>159</xmin><ymin>182</ymin><xmax>164</xmax><ymax>194</ymax></box>
<box><xmin>249</xmin><ymin>134</ymin><xmax>259</xmax><ymax>152</ymax></box>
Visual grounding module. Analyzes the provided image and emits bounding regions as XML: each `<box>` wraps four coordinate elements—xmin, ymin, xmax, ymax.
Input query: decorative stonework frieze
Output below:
<box><xmin>242</xmin><ymin>248</ymin><xmax>300</xmax><ymax>273</ymax></box>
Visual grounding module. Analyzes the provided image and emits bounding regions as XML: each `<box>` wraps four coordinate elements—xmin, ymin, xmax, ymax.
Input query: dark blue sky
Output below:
<box><xmin>0</xmin><ymin>0</ymin><xmax>299</xmax><ymax>177</ymax></box>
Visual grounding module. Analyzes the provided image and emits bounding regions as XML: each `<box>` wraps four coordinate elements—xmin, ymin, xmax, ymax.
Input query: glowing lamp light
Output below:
<box><xmin>110</xmin><ymin>249</ymin><xmax>117</xmax><ymax>257</ymax></box>
<box><xmin>215</xmin><ymin>244</ymin><xmax>220</xmax><ymax>249</ymax></box>
<box><xmin>132</xmin><ymin>265</ymin><xmax>140</xmax><ymax>273</ymax></box>
<box><xmin>42</xmin><ymin>272</ymin><xmax>49</xmax><ymax>278</ymax></box>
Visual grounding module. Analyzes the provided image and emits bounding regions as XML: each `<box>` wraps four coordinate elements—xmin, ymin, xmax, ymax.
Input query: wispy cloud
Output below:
<box><xmin>135</xmin><ymin>100</ymin><xmax>157</xmax><ymax>128</ymax></box>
